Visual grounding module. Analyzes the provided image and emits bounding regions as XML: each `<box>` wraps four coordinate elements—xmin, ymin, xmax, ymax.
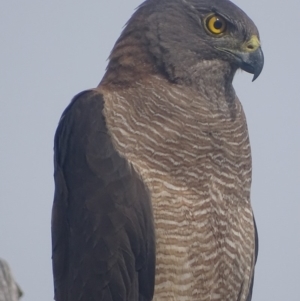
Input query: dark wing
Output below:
<box><xmin>51</xmin><ymin>90</ymin><xmax>155</xmax><ymax>301</ymax></box>
<box><xmin>246</xmin><ymin>217</ymin><xmax>259</xmax><ymax>301</ymax></box>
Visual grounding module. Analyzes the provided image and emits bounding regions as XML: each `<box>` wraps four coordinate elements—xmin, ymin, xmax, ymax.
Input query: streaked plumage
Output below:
<box><xmin>52</xmin><ymin>0</ymin><xmax>263</xmax><ymax>300</ymax></box>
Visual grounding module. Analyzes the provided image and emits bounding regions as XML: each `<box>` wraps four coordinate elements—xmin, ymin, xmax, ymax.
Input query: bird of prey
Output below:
<box><xmin>51</xmin><ymin>0</ymin><xmax>263</xmax><ymax>300</ymax></box>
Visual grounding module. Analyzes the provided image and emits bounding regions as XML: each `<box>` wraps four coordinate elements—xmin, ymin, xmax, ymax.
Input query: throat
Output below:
<box><xmin>176</xmin><ymin>59</ymin><xmax>237</xmax><ymax>108</ymax></box>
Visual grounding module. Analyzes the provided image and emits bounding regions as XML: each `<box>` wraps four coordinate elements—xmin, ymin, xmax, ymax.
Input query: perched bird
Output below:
<box><xmin>51</xmin><ymin>0</ymin><xmax>263</xmax><ymax>300</ymax></box>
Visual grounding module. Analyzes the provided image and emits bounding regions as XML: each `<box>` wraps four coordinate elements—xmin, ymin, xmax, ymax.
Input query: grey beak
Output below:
<box><xmin>239</xmin><ymin>47</ymin><xmax>264</xmax><ymax>81</ymax></box>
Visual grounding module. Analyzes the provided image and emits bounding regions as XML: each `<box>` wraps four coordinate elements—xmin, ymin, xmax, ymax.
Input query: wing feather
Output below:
<box><xmin>246</xmin><ymin>217</ymin><xmax>259</xmax><ymax>301</ymax></box>
<box><xmin>52</xmin><ymin>90</ymin><xmax>155</xmax><ymax>301</ymax></box>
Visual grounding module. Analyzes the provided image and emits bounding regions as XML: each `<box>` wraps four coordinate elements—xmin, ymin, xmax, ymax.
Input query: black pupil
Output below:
<box><xmin>214</xmin><ymin>19</ymin><xmax>223</xmax><ymax>29</ymax></box>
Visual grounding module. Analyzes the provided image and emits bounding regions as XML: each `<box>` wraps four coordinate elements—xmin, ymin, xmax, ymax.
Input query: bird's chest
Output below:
<box><xmin>103</xmin><ymin>86</ymin><xmax>251</xmax><ymax>197</ymax></box>
<box><xmin>103</xmin><ymin>86</ymin><xmax>254</xmax><ymax>300</ymax></box>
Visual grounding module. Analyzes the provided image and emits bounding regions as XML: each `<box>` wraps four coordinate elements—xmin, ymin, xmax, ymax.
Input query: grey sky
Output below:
<box><xmin>0</xmin><ymin>1</ymin><xmax>299</xmax><ymax>301</ymax></box>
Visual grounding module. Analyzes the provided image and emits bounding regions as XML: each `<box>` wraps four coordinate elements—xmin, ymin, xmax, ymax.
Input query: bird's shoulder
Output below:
<box><xmin>52</xmin><ymin>89</ymin><xmax>155</xmax><ymax>301</ymax></box>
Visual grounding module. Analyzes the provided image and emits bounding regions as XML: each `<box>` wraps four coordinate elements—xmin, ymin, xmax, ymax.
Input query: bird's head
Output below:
<box><xmin>186</xmin><ymin>0</ymin><xmax>264</xmax><ymax>81</ymax></box>
<box><xmin>105</xmin><ymin>0</ymin><xmax>264</xmax><ymax>86</ymax></box>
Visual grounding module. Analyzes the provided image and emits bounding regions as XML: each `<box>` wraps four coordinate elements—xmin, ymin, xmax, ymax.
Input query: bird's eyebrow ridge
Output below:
<box><xmin>210</xmin><ymin>7</ymin><xmax>236</xmax><ymax>26</ymax></box>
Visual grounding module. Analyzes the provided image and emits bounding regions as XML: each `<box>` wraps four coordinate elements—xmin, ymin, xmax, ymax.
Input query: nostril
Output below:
<box><xmin>247</xmin><ymin>44</ymin><xmax>254</xmax><ymax>50</ymax></box>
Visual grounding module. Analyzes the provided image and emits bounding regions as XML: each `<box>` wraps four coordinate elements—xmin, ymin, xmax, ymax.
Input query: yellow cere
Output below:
<box><xmin>243</xmin><ymin>35</ymin><xmax>261</xmax><ymax>52</ymax></box>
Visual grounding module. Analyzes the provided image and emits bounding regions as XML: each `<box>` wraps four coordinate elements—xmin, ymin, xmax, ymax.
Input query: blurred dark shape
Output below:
<box><xmin>0</xmin><ymin>258</ymin><xmax>23</xmax><ymax>301</ymax></box>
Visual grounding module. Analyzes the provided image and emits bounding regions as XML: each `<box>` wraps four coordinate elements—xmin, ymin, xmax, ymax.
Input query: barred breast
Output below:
<box><xmin>102</xmin><ymin>75</ymin><xmax>255</xmax><ymax>301</ymax></box>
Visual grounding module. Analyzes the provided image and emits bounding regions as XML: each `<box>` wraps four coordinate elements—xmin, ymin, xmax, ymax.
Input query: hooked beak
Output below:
<box><xmin>217</xmin><ymin>35</ymin><xmax>264</xmax><ymax>81</ymax></box>
<box><xmin>237</xmin><ymin>46</ymin><xmax>264</xmax><ymax>81</ymax></box>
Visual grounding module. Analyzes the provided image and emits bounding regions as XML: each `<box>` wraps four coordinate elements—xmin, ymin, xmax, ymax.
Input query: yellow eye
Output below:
<box><xmin>206</xmin><ymin>15</ymin><xmax>227</xmax><ymax>35</ymax></box>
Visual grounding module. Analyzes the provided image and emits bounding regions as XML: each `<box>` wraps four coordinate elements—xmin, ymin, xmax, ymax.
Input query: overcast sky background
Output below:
<box><xmin>0</xmin><ymin>0</ymin><xmax>299</xmax><ymax>300</ymax></box>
